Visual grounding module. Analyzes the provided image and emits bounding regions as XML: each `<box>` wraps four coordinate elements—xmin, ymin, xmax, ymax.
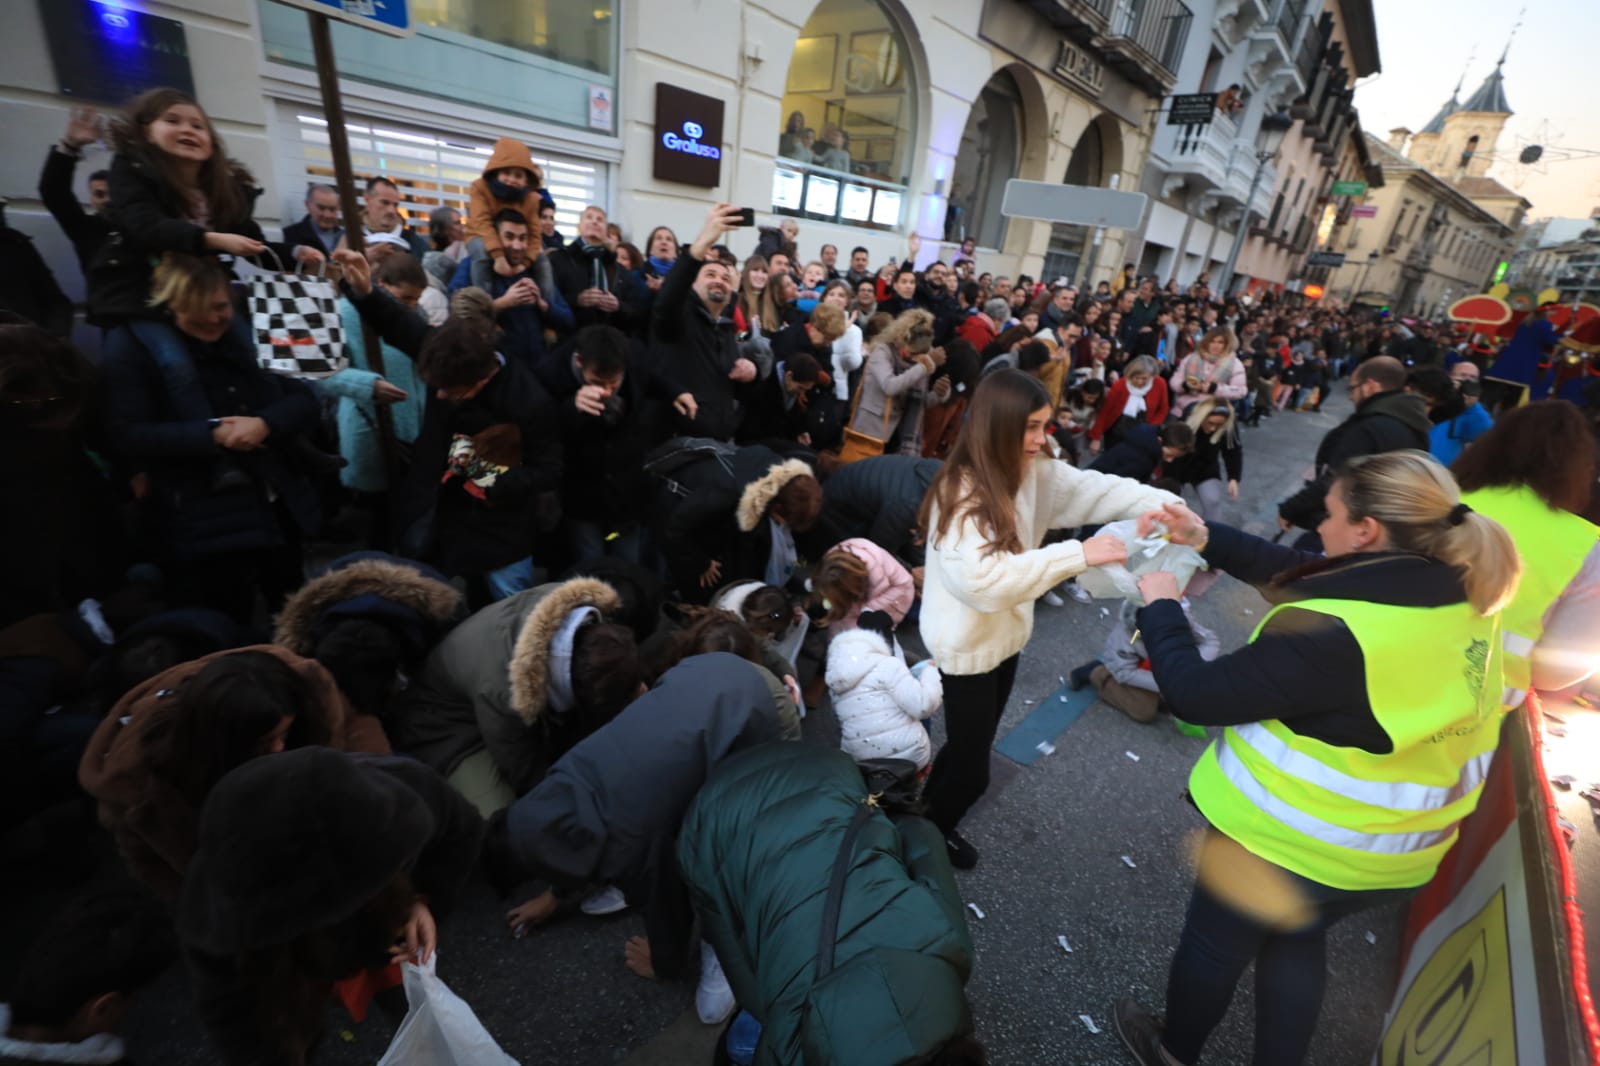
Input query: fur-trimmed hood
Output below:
<box><xmin>273</xmin><ymin>553</ymin><xmax>462</xmax><ymax>657</ymax></box>
<box><xmin>736</xmin><ymin>458</ymin><xmax>814</xmax><ymax>532</ymax></box>
<box><xmin>507</xmin><ymin>578</ymin><xmax>622</xmax><ymax>723</ymax></box>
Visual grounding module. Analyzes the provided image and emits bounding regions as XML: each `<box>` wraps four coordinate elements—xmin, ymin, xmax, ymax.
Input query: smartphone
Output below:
<box><xmin>732</xmin><ymin>207</ymin><xmax>756</xmax><ymax>227</ymax></box>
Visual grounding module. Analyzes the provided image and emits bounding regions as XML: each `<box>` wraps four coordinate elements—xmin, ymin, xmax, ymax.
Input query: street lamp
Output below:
<box><xmin>1216</xmin><ymin>110</ymin><xmax>1294</xmax><ymax>298</ymax></box>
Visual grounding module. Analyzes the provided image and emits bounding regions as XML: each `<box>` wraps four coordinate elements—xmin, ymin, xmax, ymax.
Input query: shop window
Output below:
<box><xmin>258</xmin><ymin>1</ymin><xmax>617</xmax><ymax>133</ymax></box>
<box><xmin>772</xmin><ymin>0</ymin><xmax>917</xmax><ymax>231</ymax></box>
<box><xmin>948</xmin><ymin>72</ymin><xmax>1024</xmax><ymax>250</ymax></box>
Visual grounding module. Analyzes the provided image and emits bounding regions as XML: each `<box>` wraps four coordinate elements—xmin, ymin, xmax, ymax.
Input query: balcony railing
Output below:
<box><xmin>1104</xmin><ymin>0</ymin><xmax>1193</xmax><ymax>84</ymax></box>
<box><xmin>1026</xmin><ymin>0</ymin><xmax>1115</xmax><ymax>33</ymax></box>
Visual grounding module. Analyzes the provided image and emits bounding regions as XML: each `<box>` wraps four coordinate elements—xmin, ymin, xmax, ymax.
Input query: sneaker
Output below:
<box><xmin>696</xmin><ymin>942</ymin><xmax>737</xmax><ymax>1025</ymax></box>
<box><xmin>1068</xmin><ymin>660</ymin><xmax>1102</xmax><ymax>691</ymax></box>
<box><xmin>579</xmin><ymin>884</ymin><xmax>629</xmax><ymax>916</ymax></box>
<box><xmin>1112</xmin><ymin>995</ymin><xmax>1179</xmax><ymax>1065</ymax></box>
<box><xmin>1041</xmin><ymin>590</ymin><xmax>1066</xmax><ymax>607</ymax></box>
<box><xmin>944</xmin><ymin>829</ymin><xmax>978</xmax><ymax>870</ymax></box>
<box><xmin>1065</xmin><ymin>583</ymin><xmax>1093</xmax><ymax>604</ymax></box>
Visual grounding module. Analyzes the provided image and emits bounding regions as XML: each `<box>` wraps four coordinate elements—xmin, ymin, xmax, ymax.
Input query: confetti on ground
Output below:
<box><xmin>340</xmin><ymin>1030</ymin><xmax>356</xmax><ymax>1043</ymax></box>
<box><xmin>1125</xmin><ymin>751</ymin><xmax>1141</xmax><ymax>762</ymax></box>
<box><xmin>1079</xmin><ymin>1014</ymin><xmax>1102</xmax><ymax>1034</ymax></box>
<box><xmin>1364</xmin><ymin>931</ymin><xmax>1377</xmax><ymax>945</ymax></box>
<box><xmin>1552</xmin><ymin>774</ymin><xmax>1577</xmax><ymax>791</ymax></box>
<box><xmin>1057</xmin><ymin>934</ymin><xmax>1073</xmax><ymax>954</ymax></box>
<box><xmin>1121</xmin><ymin>855</ymin><xmax>1138</xmax><ymax>869</ymax></box>
<box><xmin>968</xmin><ymin>903</ymin><xmax>986</xmax><ymax>920</ymax></box>
<box><xmin>1098</xmin><ymin>607</ymin><xmax>1111</xmax><ymax>618</ymax></box>
<box><xmin>1574</xmin><ymin>695</ymin><xmax>1592</xmax><ymax>709</ymax></box>
<box><xmin>1060</xmin><ymin>694</ymin><xmax>1068</xmax><ymax>702</ymax></box>
<box><xmin>1548</xmin><ymin>724</ymin><xmax>1569</xmax><ymax>738</ymax></box>
<box><xmin>1036</xmin><ymin>740</ymin><xmax>1057</xmax><ymax>756</ymax></box>
<box><xmin>1243</xmin><ymin>608</ymin><xmax>1254</xmax><ymax>615</ymax></box>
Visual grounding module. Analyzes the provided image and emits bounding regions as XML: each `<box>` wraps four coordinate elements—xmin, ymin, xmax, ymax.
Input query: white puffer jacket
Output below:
<box><xmin>825</xmin><ymin>627</ymin><xmax>943</xmax><ymax>768</ymax></box>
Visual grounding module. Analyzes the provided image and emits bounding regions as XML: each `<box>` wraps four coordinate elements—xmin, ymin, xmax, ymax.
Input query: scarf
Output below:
<box><xmin>648</xmin><ymin>255</ymin><xmax>675</xmax><ymax>276</ymax></box>
<box><xmin>765</xmin><ymin>519</ymin><xmax>798</xmax><ymax>588</ymax></box>
<box><xmin>577</xmin><ymin>242</ymin><xmax>611</xmax><ymax>292</ymax></box>
<box><xmin>1122</xmin><ymin>377</ymin><xmax>1154</xmax><ymax>419</ymax></box>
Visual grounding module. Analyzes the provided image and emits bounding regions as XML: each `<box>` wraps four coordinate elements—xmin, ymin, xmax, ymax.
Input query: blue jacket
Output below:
<box><xmin>321</xmin><ymin>298</ymin><xmax>426</xmax><ymax>493</ymax></box>
<box><xmin>448</xmin><ymin>257</ymin><xmax>574</xmax><ymax>371</ymax></box>
<box><xmin>1430</xmin><ymin>403</ymin><xmax>1493</xmax><ymax>467</ymax></box>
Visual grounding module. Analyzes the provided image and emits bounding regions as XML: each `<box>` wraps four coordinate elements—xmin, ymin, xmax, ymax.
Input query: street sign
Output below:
<box><xmin>1306</xmin><ymin>251</ymin><xmax>1347</xmax><ymax>268</ymax></box>
<box><xmin>271</xmin><ymin>0</ymin><xmax>412</xmax><ymax>37</ymax></box>
<box><xmin>1001</xmin><ymin>179</ymin><xmax>1147</xmax><ymax>230</ymax></box>
<box><xmin>1331</xmin><ymin>179</ymin><xmax>1368</xmax><ymax>197</ymax></box>
<box><xmin>1167</xmin><ymin>93</ymin><xmax>1217</xmax><ymax>125</ymax></box>
<box><xmin>1352</xmin><ymin>204</ymin><xmax>1379</xmax><ymax>218</ymax></box>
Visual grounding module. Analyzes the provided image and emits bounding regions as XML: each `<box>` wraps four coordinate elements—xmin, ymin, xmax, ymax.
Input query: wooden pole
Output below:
<box><xmin>307</xmin><ymin>11</ymin><xmax>403</xmax><ymax>528</ymax></box>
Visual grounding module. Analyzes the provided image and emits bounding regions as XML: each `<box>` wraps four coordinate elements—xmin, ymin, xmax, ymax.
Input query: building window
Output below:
<box><xmin>772</xmin><ymin>0</ymin><xmax>917</xmax><ymax>231</ymax></box>
<box><xmin>948</xmin><ymin>72</ymin><xmax>1024</xmax><ymax>249</ymax></box>
<box><xmin>258</xmin><ymin>1</ymin><xmax>618</xmax><ymax>133</ymax></box>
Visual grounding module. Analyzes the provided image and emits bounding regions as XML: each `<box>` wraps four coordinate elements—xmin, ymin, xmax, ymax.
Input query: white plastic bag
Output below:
<box><xmin>1074</xmin><ymin>519</ymin><xmax>1207</xmax><ymax>606</ymax></box>
<box><xmin>376</xmin><ymin>954</ymin><xmax>520</xmax><ymax>1066</ymax></box>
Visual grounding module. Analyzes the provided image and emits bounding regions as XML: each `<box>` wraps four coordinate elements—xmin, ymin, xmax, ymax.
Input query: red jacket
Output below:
<box><xmin>955</xmin><ymin>309</ymin><xmax>998</xmax><ymax>351</ymax></box>
<box><xmin>1088</xmin><ymin>375</ymin><xmax>1169</xmax><ymax>441</ymax></box>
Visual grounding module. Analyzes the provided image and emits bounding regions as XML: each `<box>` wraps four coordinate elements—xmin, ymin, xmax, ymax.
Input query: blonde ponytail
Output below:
<box><xmin>1337</xmin><ymin>451</ymin><xmax>1522</xmax><ymax>616</ymax></box>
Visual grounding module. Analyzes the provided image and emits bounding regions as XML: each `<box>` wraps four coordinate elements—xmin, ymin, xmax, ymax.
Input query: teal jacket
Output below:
<box><xmin>677</xmin><ymin>744</ymin><xmax>974</xmax><ymax>1066</ymax></box>
<box><xmin>321</xmin><ymin>298</ymin><xmax>425</xmax><ymax>493</ymax></box>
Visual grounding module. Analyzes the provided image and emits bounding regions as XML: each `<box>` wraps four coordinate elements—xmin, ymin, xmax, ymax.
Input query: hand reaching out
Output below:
<box><xmin>372</xmin><ymin>379</ymin><xmax>408</xmax><ymax>405</ymax></box>
<box><xmin>390</xmin><ymin>899</ymin><xmax>437</xmax><ymax>965</ymax></box>
<box><xmin>1081</xmin><ymin>534</ymin><xmax>1128</xmax><ymax>568</ymax></box>
<box><xmin>63</xmin><ymin>106</ymin><xmax>102</xmax><ymax>150</ymax></box>
<box><xmin>1136</xmin><ymin>502</ymin><xmax>1207</xmax><ymax>546</ymax></box>
<box><xmin>332</xmin><ymin>248</ymin><xmax>371</xmax><ymax>297</ymax></box>
<box><xmin>728</xmin><ymin>358</ymin><xmax>757</xmax><ymax>383</ymax></box>
<box><xmin>205</xmin><ymin>232</ymin><xmax>266</xmax><ymax>258</ymax></box>
<box><xmin>506</xmin><ymin>889</ymin><xmax>558</xmax><ymax>937</ymax></box>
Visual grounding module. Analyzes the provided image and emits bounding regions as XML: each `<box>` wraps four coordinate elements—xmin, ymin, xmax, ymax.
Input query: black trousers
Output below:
<box><xmin>922</xmin><ymin>653</ymin><xmax>1020</xmax><ymax>834</ymax></box>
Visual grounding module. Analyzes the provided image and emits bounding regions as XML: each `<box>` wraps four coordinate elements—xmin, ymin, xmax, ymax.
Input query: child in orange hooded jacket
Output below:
<box><xmin>465</xmin><ymin>137</ymin><xmax>556</xmax><ymax>292</ymax></box>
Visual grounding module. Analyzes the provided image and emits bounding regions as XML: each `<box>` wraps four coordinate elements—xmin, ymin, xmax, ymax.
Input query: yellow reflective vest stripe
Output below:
<box><xmin>1461</xmin><ymin>485</ymin><xmax>1597</xmax><ymax>706</ymax></box>
<box><xmin>1188</xmin><ymin>595</ymin><xmax>1504</xmax><ymax>891</ymax></box>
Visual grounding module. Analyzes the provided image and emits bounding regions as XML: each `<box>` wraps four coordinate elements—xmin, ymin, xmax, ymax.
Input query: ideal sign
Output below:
<box><xmin>654</xmin><ymin>84</ymin><xmax>725</xmax><ymax>188</ymax></box>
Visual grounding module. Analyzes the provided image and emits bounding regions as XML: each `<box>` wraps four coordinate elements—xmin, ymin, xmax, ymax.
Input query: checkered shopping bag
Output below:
<box><xmin>248</xmin><ymin>266</ymin><xmax>347</xmax><ymax>379</ymax></box>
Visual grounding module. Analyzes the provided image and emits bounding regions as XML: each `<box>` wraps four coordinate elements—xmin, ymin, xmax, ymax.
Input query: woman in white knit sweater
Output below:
<box><xmin>916</xmin><ymin>369</ymin><xmax>1180</xmax><ymax>868</ymax></box>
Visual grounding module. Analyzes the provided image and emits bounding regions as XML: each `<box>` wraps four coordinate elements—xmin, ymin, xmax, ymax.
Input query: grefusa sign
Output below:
<box><xmin>661</xmin><ymin>121</ymin><xmax>721</xmax><ymax>159</ymax></box>
<box><xmin>653</xmin><ymin>84</ymin><xmax>726</xmax><ymax>187</ymax></box>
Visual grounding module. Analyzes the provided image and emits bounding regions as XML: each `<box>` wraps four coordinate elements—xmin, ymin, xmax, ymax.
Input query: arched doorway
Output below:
<box><xmin>948</xmin><ymin>71</ymin><xmax>1024</xmax><ymax>249</ymax></box>
<box><xmin>771</xmin><ymin>0</ymin><xmax>920</xmax><ymax>232</ymax></box>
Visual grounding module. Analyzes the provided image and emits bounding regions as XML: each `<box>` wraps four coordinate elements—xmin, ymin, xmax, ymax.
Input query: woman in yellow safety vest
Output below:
<box><xmin>1451</xmin><ymin>401</ymin><xmax>1600</xmax><ymax>705</ymax></box>
<box><xmin>1112</xmin><ymin>450</ymin><xmax>1521</xmax><ymax>1066</ymax></box>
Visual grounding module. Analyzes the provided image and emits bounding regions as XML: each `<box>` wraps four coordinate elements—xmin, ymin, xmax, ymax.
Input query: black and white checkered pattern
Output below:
<box><xmin>249</xmin><ymin>273</ymin><xmax>347</xmax><ymax>379</ymax></box>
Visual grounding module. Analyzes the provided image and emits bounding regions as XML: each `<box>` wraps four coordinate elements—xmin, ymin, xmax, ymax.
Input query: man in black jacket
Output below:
<box><xmin>547</xmin><ymin>205</ymin><xmax>645</xmax><ymax>339</ymax></box>
<box><xmin>1278</xmin><ymin>356</ymin><xmax>1430</xmax><ymax>533</ymax></box>
<box><xmin>817</xmin><ymin>453</ymin><xmax>942</xmax><ymax>567</ymax></box>
<box><xmin>38</xmin><ymin>107</ymin><xmax>112</xmax><ymax>271</ymax></box>
<box><xmin>651</xmin><ymin>202</ymin><xmax>756</xmax><ymax>441</ymax></box>
<box><xmin>334</xmin><ymin>250</ymin><xmax>561</xmax><ymax>602</ymax></box>
<box><xmin>536</xmin><ymin>323</ymin><xmax>695</xmax><ymax>567</ymax></box>
<box><xmin>280</xmin><ymin>183</ymin><xmax>344</xmax><ymax>260</ymax></box>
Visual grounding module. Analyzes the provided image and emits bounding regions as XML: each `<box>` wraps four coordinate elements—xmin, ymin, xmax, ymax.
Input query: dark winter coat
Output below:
<box><xmin>99</xmin><ymin>322</ymin><xmax>322</xmax><ymax>562</ymax></box>
<box><xmin>447</xmin><ymin>256</ymin><xmax>574</xmax><ymax>372</ymax></box>
<box><xmin>178</xmin><ymin>749</ymin><xmax>483</xmax><ymax>1066</ymax></box>
<box><xmin>646</xmin><ymin>441</ymin><xmax>816</xmax><ymax>600</ymax></box>
<box><xmin>86</xmin><ymin>151</ymin><xmax>287</xmax><ymax>325</ymax></box>
<box><xmin>387</xmin><ymin>578</ymin><xmax>622</xmax><ymax>791</ymax></box>
<box><xmin>345</xmin><ymin>285</ymin><xmax>564</xmax><ymax>574</ymax></box>
<box><xmin>534</xmin><ymin>350</ymin><xmax>683</xmax><ymax>528</ymax></box>
<box><xmin>651</xmin><ymin>251</ymin><xmax>749</xmax><ymax>440</ymax></box>
<box><xmin>77</xmin><ymin>645</ymin><xmax>390</xmax><ymax>902</ymax></box>
<box><xmin>816</xmin><ymin>454</ymin><xmax>942</xmax><ymax>564</ymax></box>
<box><xmin>1137</xmin><ymin>523</ymin><xmax>1472</xmax><ymax>753</ymax></box>
<box><xmin>1278</xmin><ymin>389</ymin><xmax>1431</xmax><ymax>529</ymax></box>
<box><xmin>505</xmin><ymin>651</ymin><xmax>787</xmax><ymax>894</ymax></box>
<box><xmin>38</xmin><ymin>145</ymin><xmax>113</xmax><ymax>270</ymax></box>
<box><xmin>678</xmin><ymin>743</ymin><xmax>975</xmax><ymax>1066</ymax></box>
<box><xmin>0</xmin><ymin>224</ymin><xmax>72</xmax><ymax>336</ymax></box>
<box><xmin>1089</xmin><ymin>422</ymin><xmax>1164</xmax><ymax>483</ymax></box>
<box><xmin>548</xmin><ymin>241</ymin><xmax>647</xmax><ymax>336</ymax></box>
<box><xmin>272</xmin><ymin>552</ymin><xmax>463</xmax><ymax>662</ymax></box>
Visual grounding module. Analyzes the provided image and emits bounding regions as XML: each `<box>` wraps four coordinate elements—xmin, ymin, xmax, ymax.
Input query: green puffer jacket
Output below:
<box><xmin>678</xmin><ymin>743</ymin><xmax>975</xmax><ymax>1066</ymax></box>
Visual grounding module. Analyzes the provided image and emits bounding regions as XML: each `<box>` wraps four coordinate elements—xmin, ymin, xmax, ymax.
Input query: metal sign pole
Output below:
<box><xmin>306</xmin><ymin>11</ymin><xmax>403</xmax><ymax>522</ymax></box>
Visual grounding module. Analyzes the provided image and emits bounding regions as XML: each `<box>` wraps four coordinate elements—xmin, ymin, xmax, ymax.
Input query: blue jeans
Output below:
<box><xmin>1162</xmin><ymin>851</ymin><xmax>1416</xmax><ymax>1065</ymax></box>
<box><xmin>482</xmin><ymin>555</ymin><xmax>534</xmax><ymax>602</ymax></box>
<box><xmin>126</xmin><ymin>319</ymin><xmax>211</xmax><ymax>422</ymax></box>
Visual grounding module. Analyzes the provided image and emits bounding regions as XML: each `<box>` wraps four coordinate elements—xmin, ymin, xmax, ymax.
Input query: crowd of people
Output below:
<box><xmin>4</xmin><ymin>87</ymin><xmax>1599</xmax><ymax>1066</ymax></box>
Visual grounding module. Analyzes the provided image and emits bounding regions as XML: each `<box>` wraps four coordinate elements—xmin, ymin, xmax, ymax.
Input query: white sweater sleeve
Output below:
<box><xmin>932</xmin><ymin>513</ymin><xmax>1087</xmax><ymax>612</ymax></box>
<box><xmin>1037</xmin><ymin>462</ymin><xmax>1181</xmax><ymax>531</ymax></box>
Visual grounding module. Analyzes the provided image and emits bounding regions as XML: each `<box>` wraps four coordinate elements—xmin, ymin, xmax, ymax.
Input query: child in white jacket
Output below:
<box><xmin>826</xmin><ymin>610</ymin><xmax>943</xmax><ymax>770</ymax></box>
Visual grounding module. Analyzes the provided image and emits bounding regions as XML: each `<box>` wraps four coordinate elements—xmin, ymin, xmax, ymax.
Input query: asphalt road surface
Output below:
<box><xmin>9</xmin><ymin>384</ymin><xmax>1407</xmax><ymax>1065</ymax></box>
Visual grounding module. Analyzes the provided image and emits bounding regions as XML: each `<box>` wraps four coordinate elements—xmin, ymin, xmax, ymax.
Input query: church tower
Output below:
<box><xmin>1439</xmin><ymin>52</ymin><xmax>1512</xmax><ymax>179</ymax></box>
<box><xmin>1405</xmin><ymin>80</ymin><xmax>1461</xmax><ymax>174</ymax></box>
